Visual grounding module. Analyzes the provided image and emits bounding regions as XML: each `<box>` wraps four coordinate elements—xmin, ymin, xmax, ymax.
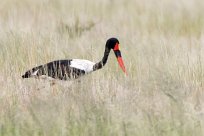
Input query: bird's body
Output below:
<box><xmin>22</xmin><ymin>59</ymin><xmax>95</xmax><ymax>80</ymax></box>
<box><xmin>22</xmin><ymin>38</ymin><xmax>127</xmax><ymax>80</ymax></box>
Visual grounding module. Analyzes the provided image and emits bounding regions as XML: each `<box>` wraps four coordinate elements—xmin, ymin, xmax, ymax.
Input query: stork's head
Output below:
<box><xmin>106</xmin><ymin>38</ymin><xmax>127</xmax><ymax>75</ymax></box>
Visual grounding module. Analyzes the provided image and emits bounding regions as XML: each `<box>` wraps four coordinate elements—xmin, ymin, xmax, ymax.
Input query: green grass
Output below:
<box><xmin>0</xmin><ymin>0</ymin><xmax>204</xmax><ymax>135</ymax></box>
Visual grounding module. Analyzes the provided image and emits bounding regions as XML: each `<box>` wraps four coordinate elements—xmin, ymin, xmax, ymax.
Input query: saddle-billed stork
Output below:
<box><xmin>22</xmin><ymin>38</ymin><xmax>127</xmax><ymax>80</ymax></box>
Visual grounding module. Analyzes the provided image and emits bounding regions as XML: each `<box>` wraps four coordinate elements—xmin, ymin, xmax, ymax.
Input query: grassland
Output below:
<box><xmin>0</xmin><ymin>0</ymin><xmax>204</xmax><ymax>135</ymax></box>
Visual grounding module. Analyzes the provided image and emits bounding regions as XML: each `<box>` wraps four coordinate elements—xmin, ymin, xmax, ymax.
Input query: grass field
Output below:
<box><xmin>1</xmin><ymin>0</ymin><xmax>204</xmax><ymax>135</ymax></box>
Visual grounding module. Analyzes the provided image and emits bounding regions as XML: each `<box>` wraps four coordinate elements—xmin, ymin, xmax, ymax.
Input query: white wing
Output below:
<box><xmin>70</xmin><ymin>59</ymin><xmax>95</xmax><ymax>73</ymax></box>
<box><xmin>31</xmin><ymin>69</ymin><xmax>39</xmax><ymax>76</ymax></box>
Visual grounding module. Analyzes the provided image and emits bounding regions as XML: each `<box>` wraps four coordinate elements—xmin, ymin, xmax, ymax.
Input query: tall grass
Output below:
<box><xmin>0</xmin><ymin>0</ymin><xmax>204</xmax><ymax>135</ymax></box>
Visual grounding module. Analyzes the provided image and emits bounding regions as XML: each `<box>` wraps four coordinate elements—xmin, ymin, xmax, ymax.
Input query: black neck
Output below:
<box><xmin>93</xmin><ymin>47</ymin><xmax>111</xmax><ymax>71</ymax></box>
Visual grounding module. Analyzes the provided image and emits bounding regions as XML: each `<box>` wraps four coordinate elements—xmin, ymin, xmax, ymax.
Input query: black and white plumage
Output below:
<box><xmin>22</xmin><ymin>38</ymin><xmax>127</xmax><ymax>80</ymax></box>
